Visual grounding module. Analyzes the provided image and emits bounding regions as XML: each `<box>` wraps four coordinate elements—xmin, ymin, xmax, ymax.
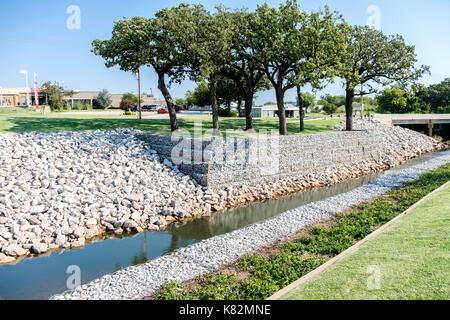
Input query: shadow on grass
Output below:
<box><xmin>3</xmin><ymin>117</ymin><xmax>340</xmax><ymax>136</ymax></box>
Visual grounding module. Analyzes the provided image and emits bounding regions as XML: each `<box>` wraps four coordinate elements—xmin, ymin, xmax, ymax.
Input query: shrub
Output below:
<box><xmin>218</xmin><ymin>107</ymin><xmax>238</xmax><ymax>117</ymax></box>
<box><xmin>120</xmin><ymin>99</ymin><xmax>134</xmax><ymax>112</ymax></box>
<box><xmin>322</xmin><ymin>102</ymin><xmax>337</xmax><ymax>115</ymax></box>
<box><xmin>72</xmin><ymin>103</ymin><xmax>91</xmax><ymax>111</ymax></box>
<box><xmin>95</xmin><ymin>89</ymin><xmax>112</xmax><ymax>109</ymax></box>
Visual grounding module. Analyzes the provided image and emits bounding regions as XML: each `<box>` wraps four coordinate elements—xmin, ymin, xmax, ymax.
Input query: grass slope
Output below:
<box><xmin>282</xmin><ymin>183</ymin><xmax>450</xmax><ymax>300</ymax></box>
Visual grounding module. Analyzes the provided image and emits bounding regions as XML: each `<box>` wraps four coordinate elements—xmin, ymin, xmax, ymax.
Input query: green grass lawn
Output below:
<box><xmin>0</xmin><ymin>107</ymin><xmax>341</xmax><ymax>136</ymax></box>
<box><xmin>281</xmin><ymin>183</ymin><xmax>450</xmax><ymax>300</ymax></box>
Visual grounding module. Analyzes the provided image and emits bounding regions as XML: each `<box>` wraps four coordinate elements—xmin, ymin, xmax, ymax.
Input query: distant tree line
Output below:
<box><xmin>376</xmin><ymin>78</ymin><xmax>449</xmax><ymax>114</ymax></box>
<box><xmin>92</xmin><ymin>0</ymin><xmax>427</xmax><ymax>134</ymax></box>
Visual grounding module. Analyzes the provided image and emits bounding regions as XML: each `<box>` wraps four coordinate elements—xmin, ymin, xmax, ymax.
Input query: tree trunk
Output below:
<box><xmin>275</xmin><ymin>87</ymin><xmax>287</xmax><ymax>135</ymax></box>
<box><xmin>244</xmin><ymin>93</ymin><xmax>254</xmax><ymax>131</ymax></box>
<box><xmin>297</xmin><ymin>86</ymin><xmax>304</xmax><ymax>132</ymax></box>
<box><xmin>137</xmin><ymin>68</ymin><xmax>142</xmax><ymax>120</ymax></box>
<box><xmin>209</xmin><ymin>77</ymin><xmax>220</xmax><ymax>135</ymax></box>
<box><xmin>345</xmin><ymin>87</ymin><xmax>354</xmax><ymax>131</ymax></box>
<box><xmin>237</xmin><ymin>99</ymin><xmax>242</xmax><ymax>117</ymax></box>
<box><xmin>157</xmin><ymin>71</ymin><xmax>178</xmax><ymax>132</ymax></box>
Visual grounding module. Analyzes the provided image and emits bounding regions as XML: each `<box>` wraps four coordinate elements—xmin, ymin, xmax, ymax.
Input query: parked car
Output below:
<box><xmin>132</xmin><ymin>105</ymin><xmax>151</xmax><ymax>112</ymax></box>
<box><xmin>149</xmin><ymin>105</ymin><xmax>161</xmax><ymax>111</ymax></box>
<box><xmin>157</xmin><ymin>108</ymin><xmax>169</xmax><ymax>114</ymax></box>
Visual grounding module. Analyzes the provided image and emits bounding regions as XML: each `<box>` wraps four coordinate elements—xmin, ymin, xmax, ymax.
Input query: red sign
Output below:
<box><xmin>30</xmin><ymin>87</ymin><xmax>41</xmax><ymax>93</ymax></box>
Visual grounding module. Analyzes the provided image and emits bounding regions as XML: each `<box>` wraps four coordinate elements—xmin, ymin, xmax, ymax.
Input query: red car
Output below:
<box><xmin>157</xmin><ymin>108</ymin><xmax>169</xmax><ymax>114</ymax></box>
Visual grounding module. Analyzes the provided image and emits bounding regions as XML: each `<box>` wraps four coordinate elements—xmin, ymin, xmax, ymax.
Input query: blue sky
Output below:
<box><xmin>0</xmin><ymin>0</ymin><xmax>449</xmax><ymax>104</ymax></box>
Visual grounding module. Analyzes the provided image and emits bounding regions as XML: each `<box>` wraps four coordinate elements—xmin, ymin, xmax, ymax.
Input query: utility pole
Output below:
<box><xmin>138</xmin><ymin>67</ymin><xmax>142</xmax><ymax>120</ymax></box>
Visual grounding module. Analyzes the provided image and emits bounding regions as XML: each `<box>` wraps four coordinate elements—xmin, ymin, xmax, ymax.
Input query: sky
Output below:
<box><xmin>0</xmin><ymin>0</ymin><xmax>449</xmax><ymax>104</ymax></box>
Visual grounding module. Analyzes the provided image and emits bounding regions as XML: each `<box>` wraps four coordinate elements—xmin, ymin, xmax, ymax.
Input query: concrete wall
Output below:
<box><xmin>136</xmin><ymin>130</ymin><xmax>382</xmax><ymax>187</ymax></box>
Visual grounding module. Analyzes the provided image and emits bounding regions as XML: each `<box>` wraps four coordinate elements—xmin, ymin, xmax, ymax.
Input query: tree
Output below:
<box><xmin>40</xmin><ymin>81</ymin><xmax>73</xmax><ymax>111</ymax></box>
<box><xmin>179</xmin><ymin>6</ymin><xmax>237</xmax><ymax>135</ymax></box>
<box><xmin>95</xmin><ymin>89</ymin><xmax>112</xmax><ymax>109</ymax></box>
<box><xmin>121</xmin><ymin>92</ymin><xmax>142</xmax><ymax>105</ymax></box>
<box><xmin>120</xmin><ymin>99</ymin><xmax>134</xmax><ymax>112</ymax></box>
<box><xmin>92</xmin><ymin>17</ymin><xmax>153</xmax><ymax>120</ymax></box>
<box><xmin>320</xmin><ymin>94</ymin><xmax>346</xmax><ymax>107</ymax></box>
<box><xmin>290</xmin><ymin>6</ymin><xmax>346</xmax><ymax>131</ymax></box>
<box><xmin>219</xmin><ymin>10</ymin><xmax>271</xmax><ymax>131</ymax></box>
<box><xmin>376</xmin><ymin>87</ymin><xmax>410</xmax><ymax>113</ymax></box>
<box><xmin>186</xmin><ymin>82</ymin><xmax>211</xmax><ymax>107</ymax></box>
<box><xmin>215</xmin><ymin>78</ymin><xmax>243</xmax><ymax>110</ymax></box>
<box><xmin>297</xmin><ymin>92</ymin><xmax>316</xmax><ymax>111</ymax></box>
<box><xmin>175</xmin><ymin>98</ymin><xmax>187</xmax><ymax>106</ymax></box>
<box><xmin>187</xmin><ymin>79</ymin><xmax>243</xmax><ymax>110</ymax></box>
<box><xmin>249</xmin><ymin>0</ymin><xmax>304</xmax><ymax>135</ymax></box>
<box><xmin>339</xmin><ymin>25</ymin><xmax>429</xmax><ymax>130</ymax></box>
<box><xmin>415</xmin><ymin>78</ymin><xmax>449</xmax><ymax>113</ymax></box>
<box><xmin>92</xmin><ymin>6</ymin><xmax>205</xmax><ymax>131</ymax></box>
<box><xmin>322</xmin><ymin>101</ymin><xmax>337</xmax><ymax>115</ymax></box>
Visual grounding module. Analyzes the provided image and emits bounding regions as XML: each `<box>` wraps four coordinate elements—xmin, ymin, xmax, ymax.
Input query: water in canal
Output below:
<box><xmin>0</xmin><ymin>150</ymin><xmax>448</xmax><ymax>299</ymax></box>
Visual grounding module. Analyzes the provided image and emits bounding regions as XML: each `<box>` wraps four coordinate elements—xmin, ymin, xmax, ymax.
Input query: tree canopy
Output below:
<box><xmin>339</xmin><ymin>25</ymin><xmax>429</xmax><ymax>130</ymax></box>
<box><xmin>93</xmin><ymin>0</ymin><xmax>430</xmax><ymax>134</ymax></box>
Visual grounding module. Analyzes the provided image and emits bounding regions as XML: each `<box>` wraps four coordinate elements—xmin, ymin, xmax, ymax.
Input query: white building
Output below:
<box><xmin>252</xmin><ymin>104</ymin><xmax>299</xmax><ymax>118</ymax></box>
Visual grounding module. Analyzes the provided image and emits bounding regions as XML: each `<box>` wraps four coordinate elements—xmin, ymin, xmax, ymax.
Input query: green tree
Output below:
<box><xmin>249</xmin><ymin>0</ymin><xmax>305</xmax><ymax>135</ymax></box>
<box><xmin>95</xmin><ymin>89</ymin><xmax>112</xmax><ymax>109</ymax></box>
<box><xmin>120</xmin><ymin>99</ymin><xmax>134</xmax><ymax>112</ymax></box>
<box><xmin>186</xmin><ymin>82</ymin><xmax>211</xmax><ymax>107</ymax></box>
<box><xmin>175</xmin><ymin>98</ymin><xmax>187</xmax><ymax>106</ymax></box>
<box><xmin>92</xmin><ymin>6</ymin><xmax>204</xmax><ymax>131</ymax></box>
<box><xmin>322</xmin><ymin>101</ymin><xmax>338</xmax><ymax>115</ymax></box>
<box><xmin>219</xmin><ymin>10</ymin><xmax>272</xmax><ymax>131</ymax></box>
<box><xmin>92</xmin><ymin>17</ymin><xmax>153</xmax><ymax>120</ymax></box>
<box><xmin>216</xmin><ymin>78</ymin><xmax>243</xmax><ymax>111</ymax></box>
<box><xmin>415</xmin><ymin>78</ymin><xmax>450</xmax><ymax>113</ymax></box>
<box><xmin>288</xmin><ymin>6</ymin><xmax>346</xmax><ymax>131</ymax></box>
<box><xmin>121</xmin><ymin>92</ymin><xmax>141</xmax><ymax>105</ymax></box>
<box><xmin>40</xmin><ymin>81</ymin><xmax>72</xmax><ymax>111</ymax></box>
<box><xmin>339</xmin><ymin>25</ymin><xmax>429</xmax><ymax>130</ymax></box>
<box><xmin>297</xmin><ymin>93</ymin><xmax>316</xmax><ymax>112</ymax></box>
<box><xmin>181</xmin><ymin>6</ymin><xmax>237</xmax><ymax>135</ymax></box>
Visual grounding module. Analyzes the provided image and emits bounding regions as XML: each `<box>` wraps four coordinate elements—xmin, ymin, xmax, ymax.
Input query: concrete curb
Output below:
<box><xmin>266</xmin><ymin>180</ymin><xmax>450</xmax><ymax>300</ymax></box>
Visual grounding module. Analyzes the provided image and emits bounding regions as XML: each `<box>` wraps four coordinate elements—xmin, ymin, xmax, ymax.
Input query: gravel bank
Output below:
<box><xmin>51</xmin><ymin>150</ymin><xmax>450</xmax><ymax>300</ymax></box>
<box><xmin>0</xmin><ymin>120</ymin><xmax>445</xmax><ymax>265</ymax></box>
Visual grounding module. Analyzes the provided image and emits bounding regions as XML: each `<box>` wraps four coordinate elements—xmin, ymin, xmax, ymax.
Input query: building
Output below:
<box><xmin>65</xmin><ymin>91</ymin><xmax>166</xmax><ymax>108</ymax></box>
<box><xmin>252</xmin><ymin>104</ymin><xmax>299</xmax><ymax>118</ymax></box>
<box><xmin>0</xmin><ymin>88</ymin><xmax>166</xmax><ymax>108</ymax></box>
<box><xmin>0</xmin><ymin>88</ymin><xmax>47</xmax><ymax>106</ymax></box>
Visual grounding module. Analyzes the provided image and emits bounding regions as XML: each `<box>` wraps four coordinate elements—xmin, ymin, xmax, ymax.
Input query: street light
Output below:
<box><xmin>19</xmin><ymin>70</ymin><xmax>30</xmax><ymax>107</ymax></box>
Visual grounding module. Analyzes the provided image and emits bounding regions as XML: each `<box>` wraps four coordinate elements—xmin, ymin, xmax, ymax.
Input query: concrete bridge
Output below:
<box><xmin>374</xmin><ymin>114</ymin><xmax>450</xmax><ymax>137</ymax></box>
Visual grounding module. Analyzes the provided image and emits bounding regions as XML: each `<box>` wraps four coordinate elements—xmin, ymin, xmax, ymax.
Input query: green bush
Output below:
<box><xmin>218</xmin><ymin>107</ymin><xmax>238</xmax><ymax>117</ymax></box>
<box><xmin>124</xmin><ymin>110</ymin><xmax>134</xmax><ymax>115</ymax></box>
<box><xmin>72</xmin><ymin>103</ymin><xmax>91</xmax><ymax>111</ymax></box>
